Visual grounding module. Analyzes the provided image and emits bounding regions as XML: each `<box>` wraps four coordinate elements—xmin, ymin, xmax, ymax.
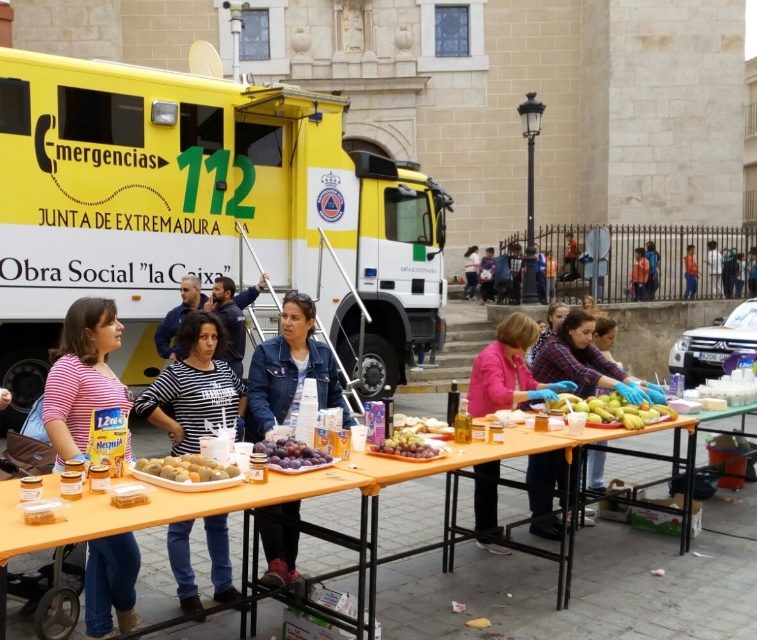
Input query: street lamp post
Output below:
<box><xmin>517</xmin><ymin>92</ymin><xmax>546</xmax><ymax>305</ymax></box>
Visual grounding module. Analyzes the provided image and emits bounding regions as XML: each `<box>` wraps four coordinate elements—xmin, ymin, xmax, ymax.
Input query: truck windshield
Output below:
<box><xmin>725</xmin><ymin>301</ymin><xmax>757</xmax><ymax>330</ymax></box>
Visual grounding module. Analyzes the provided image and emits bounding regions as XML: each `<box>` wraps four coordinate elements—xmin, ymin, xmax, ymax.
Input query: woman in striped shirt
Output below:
<box><xmin>43</xmin><ymin>297</ymin><xmax>140</xmax><ymax>640</ymax></box>
<box><xmin>134</xmin><ymin>311</ymin><xmax>245</xmax><ymax>621</ymax></box>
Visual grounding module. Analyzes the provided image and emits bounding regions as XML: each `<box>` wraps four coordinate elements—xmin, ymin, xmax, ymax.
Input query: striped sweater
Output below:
<box><xmin>133</xmin><ymin>360</ymin><xmax>244</xmax><ymax>456</ymax></box>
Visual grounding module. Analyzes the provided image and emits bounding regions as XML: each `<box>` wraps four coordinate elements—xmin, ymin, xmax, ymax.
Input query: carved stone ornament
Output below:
<box><xmin>342</xmin><ymin>0</ymin><xmax>365</xmax><ymax>52</ymax></box>
<box><xmin>395</xmin><ymin>24</ymin><xmax>413</xmax><ymax>55</ymax></box>
<box><xmin>291</xmin><ymin>26</ymin><xmax>311</xmax><ymax>58</ymax></box>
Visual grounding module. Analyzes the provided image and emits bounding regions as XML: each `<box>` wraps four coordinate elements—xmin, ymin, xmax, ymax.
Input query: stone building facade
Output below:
<box><xmin>7</xmin><ymin>0</ymin><xmax>747</xmax><ymax>276</ymax></box>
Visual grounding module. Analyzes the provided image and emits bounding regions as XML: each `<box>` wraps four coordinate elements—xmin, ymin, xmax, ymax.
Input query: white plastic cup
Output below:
<box><xmin>199</xmin><ymin>436</ymin><xmax>215</xmax><ymax>459</ymax></box>
<box><xmin>351</xmin><ymin>425</ymin><xmax>369</xmax><ymax>452</ymax></box>
<box><xmin>210</xmin><ymin>438</ymin><xmax>230</xmax><ymax>464</ymax></box>
<box><xmin>567</xmin><ymin>412</ymin><xmax>587</xmax><ymax>435</ymax></box>
<box><xmin>234</xmin><ymin>442</ymin><xmax>253</xmax><ymax>457</ymax></box>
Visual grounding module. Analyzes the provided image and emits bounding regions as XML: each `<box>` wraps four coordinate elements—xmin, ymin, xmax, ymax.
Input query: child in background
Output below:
<box><xmin>545</xmin><ymin>250</ymin><xmax>558</xmax><ymax>303</ymax></box>
<box><xmin>735</xmin><ymin>253</ymin><xmax>747</xmax><ymax>298</ymax></box>
<box><xmin>683</xmin><ymin>244</ymin><xmax>699</xmax><ymax>300</ymax></box>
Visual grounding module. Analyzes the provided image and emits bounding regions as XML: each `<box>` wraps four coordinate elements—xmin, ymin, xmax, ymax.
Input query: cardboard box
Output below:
<box><xmin>629</xmin><ymin>494</ymin><xmax>702</xmax><ymax>538</ymax></box>
<box><xmin>282</xmin><ymin>607</ymin><xmax>381</xmax><ymax>640</ymax></box>
<box><xmin>598</xmin><ymin>479</ymin><xmax>646</xmax><ymax>523</ymax></box>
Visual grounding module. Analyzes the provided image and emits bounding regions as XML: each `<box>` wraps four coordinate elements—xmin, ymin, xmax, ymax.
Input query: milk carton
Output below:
<box><xmin>366</xmin><ymin>402</ymin><xmax>385</xmax><ymax>444</ymax></box>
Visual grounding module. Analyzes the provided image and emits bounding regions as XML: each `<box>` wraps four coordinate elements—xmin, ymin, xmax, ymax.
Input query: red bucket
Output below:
<box><xmin>707</xmin><ymin>444</ymin><xmax>747</xmax><ymax>490</ymax></box>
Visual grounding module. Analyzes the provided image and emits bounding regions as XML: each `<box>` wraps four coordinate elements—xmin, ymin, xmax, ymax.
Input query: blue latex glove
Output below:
<box><xmin>236</xmin><ymin>415</ymin><xmax>246</xmax><ymax>442</ymax></box>
<box><xmin>645</xmin><ymin>387</ymin><xmax>666</xmax><ymax>405</ymax></box>
<box><xmin>527</xmin><ymin>389</ymin><xmax>560</xmax><ymax>402</ymax></box>
<box><xmin>547</xmin><ymin>380</ymin><xmax>578</xmax><ymax>393</ymax></box>
<box><xmin>72</xmin><ymin>453</ymin><xmax>90</xmax><ymax>462</ymax></box>
<box><xmin>614</xmin><ymin>382</ymin><xmax>650</xmax><ymax>406</ymax></box>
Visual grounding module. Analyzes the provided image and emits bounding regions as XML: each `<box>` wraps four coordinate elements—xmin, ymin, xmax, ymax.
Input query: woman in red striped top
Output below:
<box><xmin>43</xmin><ymin>297</ymin><xmax>140</xmax><ymax>640</ymax></box>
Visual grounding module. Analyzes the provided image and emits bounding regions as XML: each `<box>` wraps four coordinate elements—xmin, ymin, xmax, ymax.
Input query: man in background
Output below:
<box><xmin>154</xmin><ymin>274</ymin><xmax>208</xmax><ymax>362</ymax></box>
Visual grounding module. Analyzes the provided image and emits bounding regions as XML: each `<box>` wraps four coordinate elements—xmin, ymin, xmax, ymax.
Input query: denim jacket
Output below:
<box><xmin>246</xmin><ymin>336</ymin><xmax>356</xmax><ymax>440</ymax></box>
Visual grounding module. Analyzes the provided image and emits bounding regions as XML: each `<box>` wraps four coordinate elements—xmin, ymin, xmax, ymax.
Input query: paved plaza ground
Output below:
<box><xmin>4</xmin><ymin>395</ymin><xmax>757</xmax><ymax>640</ymax></box>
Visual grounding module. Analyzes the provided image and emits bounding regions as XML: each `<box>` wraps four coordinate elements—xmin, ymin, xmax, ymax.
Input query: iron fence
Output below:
<box><xmin>500</xmin><ymin>224</ymin><xmax>757</xmax><ymax>304</ymax></box>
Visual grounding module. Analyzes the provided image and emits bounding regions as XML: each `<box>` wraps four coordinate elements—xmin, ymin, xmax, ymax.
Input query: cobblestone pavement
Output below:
<box><xmin>5</xmin><ymin>367</ymin><xmax>757</xmax><ymax>638</ymax></box>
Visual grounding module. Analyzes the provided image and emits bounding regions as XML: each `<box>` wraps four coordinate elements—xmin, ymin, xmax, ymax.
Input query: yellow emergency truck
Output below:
<box><xmin>0</xmin><ymin>47</ymin><xmax>452</xmax><ymax>430</ymax></box>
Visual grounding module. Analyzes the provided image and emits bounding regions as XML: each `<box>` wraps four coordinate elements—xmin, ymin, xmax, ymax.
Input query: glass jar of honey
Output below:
<box><xmin>88</xmin><ymin>465</ymin><xmax>111</xmax><ymax>494</ymax></box>
<box><xmin>64</xmin><ymin>459</ymin><xmax>86</xmax><ymax>480</ymax></box>
<box><xmin>19</xmin><ymin>476</ymin><xmax>43</xmax><ymax>502</ymax></box>
<box><xmin>488</xmin><ymin>424</ymin><xmax>505</xmax><ymax>444</ymax></box>
<box><xmin>471</xmin><ymin>422</ymin><xmax>487</xmax><ymax>442</ymax></box>
<box><xmin>60</xmin><ymin>471</ymin><xmax>83</xmax><ymax>501</ymax></box>
<box><xmin>249</xmin><ymin>453</ymin><xmax>268</xmax><ymax>484</ymax></box>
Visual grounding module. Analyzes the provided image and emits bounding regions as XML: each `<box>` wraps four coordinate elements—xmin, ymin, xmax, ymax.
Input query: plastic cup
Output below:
<box><xmin>199</xmin><ymin>436</ymin><xmax>215</xmax><ymax>459</ymax></box>
<box><xmin>567</xmin><ymin>412</ymin><xmax>587</xmax><ymax>435</ymax></box>
<box><xmin>210</xmin><ymin>438</ymin><xmax>230</xmax><ymax>464</ymax></box>
<box><xmin>234</xmin><ymin>442</ymin><xmax>253</xmax><ymax>457</ymax></box>
<box><xmin>351</xmin><ymin>425</ymin><xmax>369</xmax><ymax>452</ymax></box>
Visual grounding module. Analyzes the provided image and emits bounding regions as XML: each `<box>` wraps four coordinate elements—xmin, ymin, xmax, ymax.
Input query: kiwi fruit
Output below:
<box><xmin>134</xmin><ymin>458</ymin><xmax>149</xmax><ymax>471</ymax></box>
<box><xmin>225</xmin><ymin>465</ymin><xmax>241</xmax><ymax>478</ymax></box>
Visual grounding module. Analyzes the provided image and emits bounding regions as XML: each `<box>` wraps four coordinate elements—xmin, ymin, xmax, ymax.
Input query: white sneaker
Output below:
<box><xmin>475</xmin><ymin>540</ymin><xmax>513</xmax><ymax>556</ymax></box>
<box><xmin>556</xmin><ymin>512</ymin><xmax>596</xmax><ymax>527</ymax></box>
<box><xmin>409</xmin><ymin>366</ymin><xmax>423</xmax><ymax>372</ymax></box>
<box><xmin>584</xmin><ymin>507</ymin><xmax>596</xmax><ymax>517</ymax></box>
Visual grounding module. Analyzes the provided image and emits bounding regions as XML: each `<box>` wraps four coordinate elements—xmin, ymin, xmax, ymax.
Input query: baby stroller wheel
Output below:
<box><xmin>33</xmin><ymin>586</ymin><xmax>80</xmax><ymax>640</ymax></box>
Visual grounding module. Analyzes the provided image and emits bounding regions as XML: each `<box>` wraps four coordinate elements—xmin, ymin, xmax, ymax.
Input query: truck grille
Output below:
<box><xmin>690</xmin><ymin>337</ymin><xmax>757</xmax><ymax>352</ymax></box>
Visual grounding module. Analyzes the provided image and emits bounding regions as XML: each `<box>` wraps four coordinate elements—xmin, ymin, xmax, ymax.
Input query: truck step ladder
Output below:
<box><xmin>235</xmin><ymin>223</ymin><xmax>368</xmax><ymax>416</ymax></box>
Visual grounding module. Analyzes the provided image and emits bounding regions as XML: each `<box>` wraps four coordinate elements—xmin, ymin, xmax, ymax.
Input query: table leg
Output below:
<box><xmin>448</xmin><ymin>472</ymin><xmax>460</xmax><ymax>573</ymax></box>
<box><xmin>250</xmin><ymin>512</ymin><xmax>261</xmax><ymax>638</ymax></box>
<box><xmin>672</xmin><ymin>428</ymin><xmax>681</xmax><ymax>477</ymax></box>
<box><xmin>1</xmin><ymin>563</ymin><xmax>6</xmax><ymax>640</ymax></box>
<box><xmin>684</xmin><ymin>428</ymin><xmax>698</xmax><ymax>554</ymax></box>
<box><xmin>563</xmin><ymin>446</ymin><xmax>581</xmax><ymax>610</ymax></box>
<box><xmin>357</xmin><ymin>494</ymin><xmax>368</xmax><ymax>640</ymax></box>
<box><xmin>240</xmin><ymin>509</ymin><xmax>251</xmax><ymax>639</ymax></box>
<box><xmin>442</xmin><ymin>472</ymin><xmax>452</xmax><ymax>574</ymax></box>
<box><xmin>368</xmin><ymin>494</ymin><xmax>379</xmax><ymax>640</ymax></box>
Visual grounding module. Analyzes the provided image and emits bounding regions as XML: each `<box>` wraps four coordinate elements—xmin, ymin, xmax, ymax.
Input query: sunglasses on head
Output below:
<box><xmin>284</xmin><ymin>290</ymin><xmax>313</xmax><ymax>304</ymax></box>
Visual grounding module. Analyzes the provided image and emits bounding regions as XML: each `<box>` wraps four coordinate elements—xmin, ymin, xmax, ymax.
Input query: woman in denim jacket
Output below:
<box><xmin>246</xmin><ymin>291</ymin><xmax>356</xmax><ymax>587</ymax></box>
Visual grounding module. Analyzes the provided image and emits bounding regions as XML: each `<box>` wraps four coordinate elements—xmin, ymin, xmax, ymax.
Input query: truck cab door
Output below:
<box><xmin>366</xmin><ymin>183</ymin><xmax>442</xmax><ymax>309</ymax></box>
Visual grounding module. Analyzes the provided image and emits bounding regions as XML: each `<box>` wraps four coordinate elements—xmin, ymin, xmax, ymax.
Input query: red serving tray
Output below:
<box><xmin>366</xmin><ymin>450</ymin><xmax>445</xmax><ymax>463</ymax></box>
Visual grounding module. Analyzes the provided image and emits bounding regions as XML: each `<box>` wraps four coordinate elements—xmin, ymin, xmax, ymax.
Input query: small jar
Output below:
<box><xmin>88</xmin><ymin>465</ymin><xmax>111</xmax><ymax>494</ymax></box>
<box><xmin>64</xmin><ymin>459</ymin><xmax>86</xmax><ymax>480</ymax></box>
<box><xmin>249</xmin><ymin>453</ymin><xmax>268</xmax><ymax>484</ymax></box>
<box><xmin>471</xmin><ymin>423</ymin><xmax>487</xmax><ymax>442</ymax></box>
<box><xmin>488</xmin><ymin>424</ymin><xmax>505</xmax><ymax>444</ymax></box>
<box><xmin>60</xmin><ymin>471</ymin><xmax>83</xmax><ymax>501</ymax></box>
<box><xmin>19</xmin><ymin>476</ymin><xmax>43</xmax><ymax>502</ymax></box>
<box><xmin>534</xmin><ymin>413</ymin><xmax>549</xmax><ymax>433</ymax></box>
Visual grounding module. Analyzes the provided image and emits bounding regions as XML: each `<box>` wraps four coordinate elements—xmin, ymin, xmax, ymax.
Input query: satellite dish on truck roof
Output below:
<box><xmin>188</xmin><ymin>40</ymin><xmax>224</xmax><ymax>79</ymax></box>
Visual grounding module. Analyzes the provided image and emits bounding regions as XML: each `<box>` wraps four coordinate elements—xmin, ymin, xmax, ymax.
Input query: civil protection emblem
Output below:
<box><xmin>316</xmin><ymin>171</ymin><xmax>345</xmax><ymax>223</ymax></box>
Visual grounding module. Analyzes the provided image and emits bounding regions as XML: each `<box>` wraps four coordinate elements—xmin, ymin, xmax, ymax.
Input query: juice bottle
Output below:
<box><xmin>454</xmin><ymin>399</ymin><xmax>473</xmax><ymax>445</ymax></box>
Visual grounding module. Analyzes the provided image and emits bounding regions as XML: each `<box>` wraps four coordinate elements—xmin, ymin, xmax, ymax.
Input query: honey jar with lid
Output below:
<box><xmin>19</xmin><ymin>476</ymin><xmax>43</xmax><ymax>502</ymax></box>
<box><xmin>534</xmin><ymin>413</ymin><xmax>549</xmax><ymax>433</ymax></box>
<box><xmin>488</xmin><ymin>424</ymin><xmax>505</xmax><ymax>444</ymax></box>
<box><xmin>64</xmin><ymin>459</ymin><xmax>86</xmax><ymax>480</ymax></box>
<box><xmin>60</xmin><ymin>471</ymin><xmax>83</xmax><ymax>501</ymax></box>
<box><xmin>249</xmin><ymin>453</ymin><xmax>268</xmax><ymax>484</ymax></box>
<box><xmin>88</xmin><ymin>465</ymin><xmax>111</xmax><ymax>494</ymax></box>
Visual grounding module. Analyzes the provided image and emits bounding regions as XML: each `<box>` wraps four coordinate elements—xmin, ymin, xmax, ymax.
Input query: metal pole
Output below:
<box><xmin>229</xmin><ymin>7</ymin><xmax>242</xmax><ymax>83</ymax></box>
<box><xmin>522</xmin><ymin>135</ymin><xmax>539</xmax><ymax>304</ymax></box>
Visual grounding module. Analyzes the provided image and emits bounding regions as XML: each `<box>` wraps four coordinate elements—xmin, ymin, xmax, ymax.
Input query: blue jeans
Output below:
<box><xmin>85</xmin><ymin>533</ymin><xmax>141</xmax><ymax>637</ymax></box>
<box><xmin>167</xmin><ymin>516</ymin><xmax>233</xmax><ymax>600</ymax></box>
<box><xmin>683</xmin><ymin>273</ymin><xmax>698</xmax><ymax>299</ymax></box>
<box><xmin>587</xmin><ymin>444</ymin><xmax>608</xmax><ymax>490</ymax></box>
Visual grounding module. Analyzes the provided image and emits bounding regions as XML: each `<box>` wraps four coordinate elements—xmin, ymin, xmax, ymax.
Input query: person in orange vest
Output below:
<box><xmin>545</xmin><ymin>249</ymin><xmax>558</xmax><ymax>303</ymax></box>
<box><xmin>631</xmin><ymin>247</ymin><xmax>650</xmax><ymax>301</ymax></box>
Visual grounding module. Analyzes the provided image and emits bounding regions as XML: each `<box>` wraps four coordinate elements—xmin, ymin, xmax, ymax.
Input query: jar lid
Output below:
<box><xmin>61</xmin><ymin>471</ymin><xmax>83</xmax><ymax>480</ymax></box>
<box><xmin>489</xmin><ymin>424</ymin><xmax>505</xmax><ymax>430</ymax></box>
<box><xmin>64</xmin><ymin>459</ymin><xmax>85</xmax><ymax>467</ymax></box>
<box><xmin>89</xmin><ymin>465</ymin><xmax>110</xmax><ymax>473</ymax></box>
<box><xmin>20</xmin><ymin>476</ymin><xmax>42</xmax><ymax>484</ymax></box>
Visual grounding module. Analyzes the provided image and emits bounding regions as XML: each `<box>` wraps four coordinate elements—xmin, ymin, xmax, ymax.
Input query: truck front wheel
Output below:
<box><xmin>338</xmin><ymin>334</ymin><xmax>399</xmax><ymax>403</ymax></box>
<box><xmin>0</xmin><ymin>347</ymin><xmax>51</xmax><ymax>433</ymax></box>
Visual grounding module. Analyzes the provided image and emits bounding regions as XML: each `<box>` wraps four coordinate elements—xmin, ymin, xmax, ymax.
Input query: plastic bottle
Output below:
<box><xmin>447</xmin><ymin>380</ymin><xmax>460</xmax><ymax>427</ymax></box>
<box><xmin>383</xmin><ymin>385</ymin><xmax>395</xmax><ymax>440</ymax></box>
<box><xmin>454</xmin><ymin>398</ymin><xmax>473</xmax><ymax>445</ymax></box>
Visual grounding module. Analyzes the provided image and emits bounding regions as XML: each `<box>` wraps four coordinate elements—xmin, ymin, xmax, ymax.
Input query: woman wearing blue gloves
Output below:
<box><xmin>467</xmin><ymin>312</ymin><xmax>577</xmax><ymax>554</ymax></box>
<box><xmin>527</xmin><ymin>308</ymin><xmax>661</xmax><ymax>539</ymax></box>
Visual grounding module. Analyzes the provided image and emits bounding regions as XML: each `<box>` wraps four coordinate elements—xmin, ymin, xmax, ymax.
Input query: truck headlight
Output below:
<box><xmin>675</xmin><ymin>336</ymin><xmax>691</xmax><ymax>352</ymax></box>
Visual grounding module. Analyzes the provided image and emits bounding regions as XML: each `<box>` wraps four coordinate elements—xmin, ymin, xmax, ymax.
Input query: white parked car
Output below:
<box><xmin>669</xmin><ymin>299</ymin><xmax>757</xmax><ymax>387</ymax></box>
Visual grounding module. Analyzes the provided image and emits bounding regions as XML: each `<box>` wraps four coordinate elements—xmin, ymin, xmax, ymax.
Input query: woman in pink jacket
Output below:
<box><xmin>468</xmin><ymin>312</ymin><xmax>577</xmax><ymax>554</ymax></box>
